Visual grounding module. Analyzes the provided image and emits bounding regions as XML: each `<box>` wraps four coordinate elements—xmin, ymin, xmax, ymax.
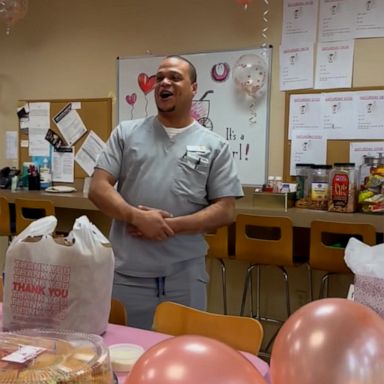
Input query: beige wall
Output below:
<box><xmin>1</xmin><ymin>1</ymin><xmax>384</xmax><ymax>336</ymax></box>
<box><xmin>2</xmin><ymin>1</ymin><xmax>384</xmax><ymax>173</ymax></box>
<box><xmin>0</xmin><ymin>0</ymin><xmax>284</xmax><ymax>171</ymax></box>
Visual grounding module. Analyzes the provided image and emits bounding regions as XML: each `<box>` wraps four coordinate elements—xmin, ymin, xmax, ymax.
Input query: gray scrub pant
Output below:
<box><xmin>112</xmin><ymin>258</ymin><xmax>209</xmax><ymax>330</ymax></box>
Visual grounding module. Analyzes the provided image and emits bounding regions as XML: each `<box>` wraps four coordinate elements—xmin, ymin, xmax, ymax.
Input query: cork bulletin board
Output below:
<box><xmin>18</xmin><ymin>98</ymin><xmax>112</xmax><ymax>180</ymax></box>
<box><xmin>283</xmin><ymin>86</ymin><xmax>384</xmax><ymax>182</ymax></box>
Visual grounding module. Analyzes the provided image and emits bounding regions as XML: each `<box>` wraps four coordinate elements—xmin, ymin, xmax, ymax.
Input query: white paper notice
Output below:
<box><xmin>288</xmin><ymin>94</ymin><xmax>322</xmax><ymax>139</ymax></box>
<box><xmin>52</xmin><ymin>147</ymin><xmax>74</xmax><ymax>183</ymax></box>
<box><xmin>318</xmin><ymin>0</ymin><xmax>356</xmax><ymax>42</ymax></box>
<box><xmin>28</xmin><ymin>102</ymin><xmax>50</xmax><ymax>129</ymax></box>
<box><xmin>53</xmin><ymin>104</ymin><xmax>87</xmax><ymax>146</ymax></box>
<box><xmin>280</xmin><ymin>44</ymin><xmax>314</xmax><ymax>91</ymax></box>
<box><xmin>314</xmin><ymin>40</ymin><xmax>354</xmax><ymax>89</ymax></box>
<box><xmin>28</xmin><ymin>102</ymin><xmax>50</xmax><ymax>156</ymax></box>
<box><xmin>350</xmin><ymin>142</ymin><xmax>384</xmax><ymax>167</ymax></box>
<box><xmin>75</xmin><ymin>131</ymin><xmax>106</xmax><ymax>176</ymax></box>
<box><xmin>321</xmin><ymin>92</ymin><xmax>357</xmax><ymax>139</ymax></box>
<box><xmin>354</xmin><ymin>91</ymin><xmax>384</xmax><ymax>139</ymax></box>
<box><xmin>355</xmin><ymin>0</ymin><xmax>384</xmax><ymax>39</ymax></box>
<box><xmin>282</xmin><ymin>0</ymin><xmax>319</xmax><ymax>44</ymax></box>
<box><xmin>290</xmin><ymin>130</ymin><xmax>327</xmax><ymax>175</ymax></box>
<box><xmin>5</xmin><ymin>131</ymin><xmax>18</xmax><ymax>160</ymax></box>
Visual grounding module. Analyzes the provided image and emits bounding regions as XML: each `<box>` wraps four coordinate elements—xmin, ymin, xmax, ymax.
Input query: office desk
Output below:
<box><xmin>237</xmin><ymin>192</ymin><xmax>384</xmax><ymax>233</ymax></box>
<box><xmin>0</xmin><ymin>304</ymin><xmax>271</xmax><ymax>384</ymax></box>
<box><xmin>1</xmin><ymin>188</ymin><xmax>383</xmax><ymax>231</ymax></box>
<box><xmin>0</xmin><ymin>189</ymin><xmax>111</xmax><ymax>235</ymax></box>
<box><xmin>1</xmin><ymin>188</ymin><xmax>383</xmax><ymax>250</ymax></box>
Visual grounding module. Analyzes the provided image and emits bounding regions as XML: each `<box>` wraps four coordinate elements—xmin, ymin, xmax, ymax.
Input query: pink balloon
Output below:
<box><xmin>125</xmin><ymin>335</ymin><xmax>267</xmax><ymax>384</ymax></box>
<box><xmin>270</xmin><ymin>298</ymin><xmax>384</xmax><ymax>384</ymax></box>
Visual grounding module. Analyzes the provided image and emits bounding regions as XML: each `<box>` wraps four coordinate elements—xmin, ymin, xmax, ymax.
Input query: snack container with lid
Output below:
<box><xmin>0</xmin><ymin>329</ymin><xmax>113</xmax><ymax>383</ymax></box>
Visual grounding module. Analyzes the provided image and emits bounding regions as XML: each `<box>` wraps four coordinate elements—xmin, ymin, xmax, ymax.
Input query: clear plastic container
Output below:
<box><xmin>310</xmin><ymin>164</ymin><xmax>332</xmax><ymax>210</ymax></box>
<box><xmin>358</xmin><ymin>156</ymin><xmax>378</xmax><ymax>192</ymax></box>
<box><xmin>328</xmin><ymin>162</ymin><xmax>356</xmax><ymax>213</ymax></box>
<box><xmin>295</xmin><ymin>163</ymin><xmax>313</xmax><ymax>200</ymax></box>
<box><xmin>358</xmin><ymin>155</ymin><xmax>384</xmax><ymax>214</ymax></box>
<box><xmin>0</xmin><ymin>329</ymin><xmax>113</xmax><ymax>383</ymax></box>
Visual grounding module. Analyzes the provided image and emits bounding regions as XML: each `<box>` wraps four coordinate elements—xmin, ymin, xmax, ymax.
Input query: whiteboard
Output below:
<box><xmin>117</xmin><ymin>47</ymin><xmax>272</xmax><ymax>185</ymax></box>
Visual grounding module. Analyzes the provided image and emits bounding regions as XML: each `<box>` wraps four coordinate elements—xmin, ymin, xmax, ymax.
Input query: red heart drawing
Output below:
<box><xmin>138</xmin><ymin>73</ymin><xmax>156</xmax><ymax>95</ymax></box>
<box><xmin>126</xmin><ymin>93</ymin><xmax>137</xmax><ymax>106</ymax></box>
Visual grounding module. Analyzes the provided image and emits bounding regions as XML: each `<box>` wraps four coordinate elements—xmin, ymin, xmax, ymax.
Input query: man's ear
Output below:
<box><xmin>192</xmin><ymin>82</ymin><xmax>197</xmax><ymax>96</ymax></box>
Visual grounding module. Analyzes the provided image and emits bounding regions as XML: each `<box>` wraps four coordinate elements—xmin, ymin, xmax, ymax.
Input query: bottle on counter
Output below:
<box><xmin>40</xmin><ymin>158</ymin><xmax>52</xmax><ymax>190</ymax></box>
<box><xmin>264</xmin><ymin>176</ymin><xmax>275</xmax><ymax>192</ymax></box>
<box><xmin>274</xmin><ymin>176</ymin><xmax>283</xmax><ymax>193</ymax></box>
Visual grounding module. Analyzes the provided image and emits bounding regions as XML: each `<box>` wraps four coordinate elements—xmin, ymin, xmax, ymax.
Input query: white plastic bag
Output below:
<box><xmin>3</xmin><ymin>215</ymin><xmax>114</xmax><ymax>335</ymax></box>
<box><xmin>345</xmin><ymin>237</ymin><xmax>384</xmax><ymax>318</ymax></box>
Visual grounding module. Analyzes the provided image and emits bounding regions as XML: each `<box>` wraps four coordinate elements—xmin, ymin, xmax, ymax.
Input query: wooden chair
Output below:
<box><xmin>152</xmin><ymin>301</ymin><xmax>263</xmax><ymax>355</ymax></box>
<box><xmin>235</xmin><ymin>214</ymin><xmax>294</xmax><ymax>318</ymax></box>
<box><xmin>205</xmin><ymin>225</ymin><xmax>231</xmax><ymax>314</ymax></box>
<box><xmin>14</xmin><ymin>198</ymin><xmax>55</xmax><ymax>234</ymax></box>
<box><xmin>309</xmin><ymin>220</ymin><xmax>377</xmax><ymax>299</ymax></box>
<box><xmin>235</xmin><ymin>214</ymin><xmax>295</xmax><ymax>357</ymax></box>
<box><xmin>108</xmin><ymin>298</ymin><xmax>128</xmax><ymax>326</ymax></box>
<box><xmin>0</xmin><ymin>197</ymin><xmax>14</xmax><ymax>243</ymax></box>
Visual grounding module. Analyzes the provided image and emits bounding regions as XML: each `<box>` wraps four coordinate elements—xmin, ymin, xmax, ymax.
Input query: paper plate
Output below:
<box><xmin>109</xmin><ymin>343</ymin><xmax>144</xmax><ymax>372</ymax></box>
<box><xmin>45</xmin><ymin>186</ymin><xmax>77</xmax><ymax>193</ymax></box>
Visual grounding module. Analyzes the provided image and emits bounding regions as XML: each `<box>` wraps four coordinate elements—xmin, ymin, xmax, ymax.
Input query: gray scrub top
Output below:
<box><xmin>96</xmin><ymin>116</ymin><xmax>243</xmax><ymax>277</ymax></box>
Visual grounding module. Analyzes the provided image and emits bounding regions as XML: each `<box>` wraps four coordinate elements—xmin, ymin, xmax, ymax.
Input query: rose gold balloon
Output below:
<box><xmin>125</xmin><ymin>335</ymin><xmax>267</xmax><ymax>384</ymax></box>
<box><xmin>270</xmin><ymin>298</ymin><xmax>384</xmax><ymax>384</ymax></box>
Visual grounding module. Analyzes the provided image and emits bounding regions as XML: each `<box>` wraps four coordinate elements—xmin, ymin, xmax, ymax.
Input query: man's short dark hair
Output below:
<box><xmin>165</xmin><ymin>55</ymin><xmax>197</xmax><ymax>83</ymax></box>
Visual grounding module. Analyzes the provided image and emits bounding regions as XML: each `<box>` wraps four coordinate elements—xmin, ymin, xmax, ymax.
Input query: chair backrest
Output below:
<box><xmin>152</xmin><ymin>301</ymin><xmax>263</xmax><ymax>355</ymax></box>
<box><xmin>14</xmin><ymin>198</ymin><xmax>55</xmax><ymax>234</ymax></box>
<box><xmin>235</xmin><ymin>214</ymin><xmax>294</xmax><ymax>267</ymax></box>
<box><xmin>205</xmin><ymin>225</ymin><xmax>229</xmax><ymax>259</ymax></box>
<box><xmin>108</xmin><ymin>298</ymin><xmax>128</xmax><ymax>326</ymax></box>
<box><xmin>309</xmin><ymin>220</ymin><xmax>377</xmax><ymax>274</ymax></box>
<box><xmin>0</xmin><ymin>197</ymin><xmax>12</xmax><ymax>236</ymax></box>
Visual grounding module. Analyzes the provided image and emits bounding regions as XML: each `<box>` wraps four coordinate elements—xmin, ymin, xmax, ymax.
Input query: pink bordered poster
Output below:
<box><xmin>117</xmin><ymin>47</ymin><xmax>272</xmax><ymax>186</ymax></box>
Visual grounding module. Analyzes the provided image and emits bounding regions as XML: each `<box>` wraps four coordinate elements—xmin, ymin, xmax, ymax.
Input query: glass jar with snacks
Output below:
<box><xmin>310</xmin><ymin>164</ymin><xmax>332</xmax><ymax>210</ymax></box>
<box><xmin>358</xmin><ymin>157</ymin><xmax>384</xmax><ymax>214</ymax></box>
<box><xmin>358</xmin><ymin>156</ymin><xmax>378</xmax><ymax>192</ymax></box>
<box><xmin>295</xmin><ymin>163</ymin><xmax>313</xmax><ymax>200</ymax></box>
<box><xmin>328</xmin><ymin>163</ymin><xmax>356</xmax><ymax>213</ymax></box>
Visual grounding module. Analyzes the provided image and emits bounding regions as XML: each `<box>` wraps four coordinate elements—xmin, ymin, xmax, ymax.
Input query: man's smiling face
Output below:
<box><xmin>155</xmin><ymin>57</ymin><xmax>197</xmax><ymax>117</ymax></box>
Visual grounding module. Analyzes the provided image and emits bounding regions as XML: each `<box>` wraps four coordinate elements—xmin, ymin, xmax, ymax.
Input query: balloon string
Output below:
<box><xmin>130</xmin><ymin>106</ymin><xmax>135</xmax><ymax>120</ymax></box>
<box><xmin>144</xmin><ymin>97</ymin><xmax>149</xmax><ymax>117</ymax></box>
<box><xmin>261</xmin><ymin>0</ymin><xmax>269</xmax><ymax>47</ymax></box>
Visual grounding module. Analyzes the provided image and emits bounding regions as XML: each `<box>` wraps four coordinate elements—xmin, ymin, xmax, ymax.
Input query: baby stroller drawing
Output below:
<box><xmin>191</xmin><ymin>90</ymin><xmax>214</xmax><ymax>130</ymax></box>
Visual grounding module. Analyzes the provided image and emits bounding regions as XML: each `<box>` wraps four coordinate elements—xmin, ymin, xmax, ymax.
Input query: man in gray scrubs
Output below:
<box><xmin>89</xmin><ymin>55</ymin><xmax>243</xmax><ymax>329</ymax></box>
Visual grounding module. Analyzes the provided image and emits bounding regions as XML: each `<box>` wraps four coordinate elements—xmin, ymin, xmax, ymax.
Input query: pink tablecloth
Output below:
<box><xmin>0</xmin><ymin>305</ymin><xmax>270</xmax><ymax>384</ymax></box>
<box><xmin>104</xmin><ymin>322</ymin><xmax>271</xmax><ymax>384</ymax></box>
